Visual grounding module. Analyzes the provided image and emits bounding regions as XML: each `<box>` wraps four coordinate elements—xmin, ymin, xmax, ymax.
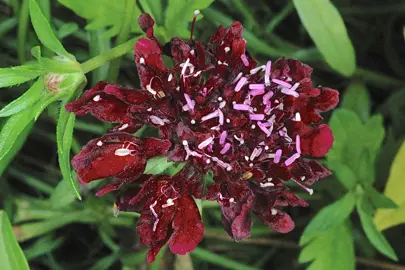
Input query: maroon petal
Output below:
<box><xmin>300</xmin><ymin>124</ymin><xmax>334</xmax><ymax>157</ymax></box>
<box><xmin>169</xmin><ymin>195</ymin><xmax>204</xmax><ymax>255</ymax></box>
<box><xmin>71</xmin><ymin>133</ymin><xmax>170</xmax><ymax>184</ymax></box>
<box><xmin>257</xmin><ymin>208</ymin><xmax>295</xmax><ymax>233</ymax></box>
<box><xmin>313</xmin><ymin>87</ymin><xmax>339</xmax><ymax>111</ymax></box>
<box><xmin>138</xmin><ymin>13</ymin><xmax>155</xmax><ymax>39</ymax></box>
<box><xmin>66</xmin><ymin>82</ymin><xmax>132</xmax><ymax>125</ymax></box>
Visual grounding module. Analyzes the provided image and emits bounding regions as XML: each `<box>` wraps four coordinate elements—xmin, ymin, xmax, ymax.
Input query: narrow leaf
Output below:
<box><xmin>300</xmin><ymin>192</ymin><xmax>356</xmax><ymax>244</ymax></box>
<box><xmin>29</xmin><ymin>0</ymin><xmax>70</xmax><ymax>57</ymax></box>
<box><xmin>0</xmin><ymin>210</ymin><xmax>30</xmax><ymax>270</ymax></box>
<box><xmin>0</xmin><ymin>78</ymin><xmax>44</xmax><ymax>117</ymax></box>
<box><xmin>341</xmin><ymin>81</ymin><xmax>370</xmax><ymax>122</ymax></box>
<box><xmin>0</xmin><ymin>62</ymin><xmax>42</xmax><ymax>88</ymax></box>
<box><xmin>293</xmin><ymin>0</ymin><xmax>356</xmax><ymax>76</ymax></box>
<box><xmin>375</xmin><ymin>142</ymin><xmax>405</xmax><ymax>230</ymax></box>
<box><xmin>368</xmin><ymin>188</ymin><xmax>398</xmax><ymax>209</ymax></box>
<box><xmin>299</xmin><ymin>222</ymin><xmax>355</xmax><ymax>270</ymax></box>
<box><xmin>357</xmin><ymin>196</ymin><xmax>398</xmax><ymax>261</ymax></box>
<box><xmin>57</xmin><ymin>102</ymin><xmax>81</xmax><ymax>200</ymax></box>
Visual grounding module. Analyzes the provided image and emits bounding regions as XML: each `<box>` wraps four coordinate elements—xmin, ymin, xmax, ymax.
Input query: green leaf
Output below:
<box><xmin>325</xmin><ymin>161</ymin><xmax>357</xmax><ymax>190</ymax></box>
<box><xmin>0</xmin><ymin>210</ymin><xmax>30</xmax><ymax>270</ymax></box>
<box><xmin>0</xmin><ymin>94</ymin><xmax>49</xmax><ymax>160</ymax></box>
<box><xmin>29</xmin><ymin>0</ymin><xmax>70</xmax><ymax>57</ymax></box>
<box><xmin>300</xmin><ymin>192</ymin><xmax>356</xmax><ymax>244</ymax></box>
<box><xmin>139</xmin><ymin>0</ymin><xmax>163</xmax><ymax>25</ymax></box>
<box><xmin>0</xmin><ymin>62</ymin><xmax>43</xmax><ymax>88</ymax></box>
<box><xmin>24</xmin><ymin>235</ymin><xmax>64</xmax><ymax>260</ymax></box>
<box><xmin>293</xmin><ymin>0</ymin><xmax>356</xmax><ymax>76</ymax></box>
<box><xmin>165</xmin><ymin>0</ymin><xmax>214</xmax><ymax>37</ymax></box>
<box><xmin>367</xmin><ymin>188</ymin><xmax>398</xmax><ymax>209</ymax></box>
<box><xmin>0</xmin><ymin>78</ymin><xmax>44</xmax><ymax>117</ymax></box>
<box><xmin>375</xmin><ymin>141</ymin><xmax>405</xmax><ymax>231</ymax></box>
<box><xmin>327</xmin><ymin>109</ymin><xmax>364</xmax><ymax>171</ymax></box>
<box><xmin>144</xmin><ymin>156</ymin><xmax>179</xmax><ymax>175</ymax></box>
<box><xmin>191</xmin><ymin>247</ymin><xmax>259</xmax><ymax>270</ymax></box>
<box><xmin>363</xmin><ymin>115</ymin><xmax>385</xmax><ymax>162</ymax></box>
<box><xmin>40</xmin><ymin>56</ymin><xmax>82</xmax><ymax>73</ymax></box>
<box><xmin>341</xmin><ymin>81</ymin><xmax>370</xmax><ymax>122</ymax></box>
<box><xmin>57</xmin><ymin>103</ymin><xmax>81</xmax><ymax>200</ymax></box>
<box><xmin>299</xmin><ymin>223</ymin><xmax>355</xmax><ymax>270</ymax></box>
<box><xmin>57</xmin><ymin>0</ymin><xmax>142</xmax><ymax>38</ymax></box>
<box><xmin>57</xmin><ymin>22</ymin><xmax>79</xmax><ymax>39</ymax></box>
<box><xmin>50</xmin><ymin>180</ymin><xmax>77</xmax><ymax>209</ymax></box>
<box><xmin>357</xmin><ymin>196</ymin><xmax>398</xmax><ymax>261</ymax></box>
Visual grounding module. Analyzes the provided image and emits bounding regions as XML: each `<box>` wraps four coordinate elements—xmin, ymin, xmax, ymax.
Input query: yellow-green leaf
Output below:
<box><xmin>374</xmin><ymin>142</ymin><xmax>405</xmax><ymax>231</ymax></box>
<box><xmin>293</xmin><ymin>0</ymin><xmax>356</xmax><ymax>76</ymax></box>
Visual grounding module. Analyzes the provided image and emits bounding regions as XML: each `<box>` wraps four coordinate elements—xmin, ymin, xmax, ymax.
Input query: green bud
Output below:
<box><xmin>44</xmin><ymin>72</ymin><xmax>86</xmax><ymax>96</ymax></box>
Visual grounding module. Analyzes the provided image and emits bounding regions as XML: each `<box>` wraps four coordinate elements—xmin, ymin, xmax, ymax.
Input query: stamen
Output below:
<box><xmin>229</xmin><ymin>198</ymin><xmax>235</xmax><ymax>203</ymax></box>
<box><xmin>249</xmin><ymin>84</ymin><xmax>265</xmax><ymax>90</ymax></box>
<box><xmin>93</xmin><ymin>95</ymin><xmax>101</xmax><ymax>102</ymax></box>
<box><xmin>274</xmin><ymin>149</ymin><xmax>282</xmax><ymax>163</ymax></box>
<box><xmin>218</xmin><ymin>109</ymin><xmax>224</xmax><ymax>125</ymax></box>
<box><xmin>258</xmin><ymin>122</ymin><xmax>272</xmax><ymax>137</ymax></box>
<box><xmin>291</xmin><ymin>178</ymin><xmax>314</xmax><ymax>195</ymax></box>
<box><xmin>191</xmin><ymin>119</ymin><xmax>196</xmax><ymax>124</ymax></box>
<box><xmin>242</xmin><ymin>171</ymin><xmax>253</xmax><ymax>180</ymax></box>
<box><xmin>295</xmin><ymin>112</ymin><xmax>301</xmax><ymax>121</ymax></box>
<box><xmin>118</xmin><ymin>123</ymin><xmax>129</xmax><ymax>131</ymax></box>
<box><xmin>194</xmin><ymin>70</ymin><xmax>202</xmax><ymax>77</ymax></box>
<box><xmin>146</xmin><ymin>84</ymin><xmax>157</xmax><ymax>95</ymax></box>
<box><xmin>250</xmin><ymin>65</ymin><xmax>266</xmax><ymax>74</ymax></box>
<box><xmin>249</xmin><ymin>114</ymin><xmax>265</xmax><ymax>121</ymax></box>
<box><xmin>284</xmin><ymin>153</ymin><xmax>301</xmax><ymax>166</ymax></box>
<box><xmin>250</xmin><ymin>147</ymin><xmax>263</xmax><ymax>160</ymax></box>
<box><xmin>220</xmin><ymin>143</ymin><xmax>231</xmax><ymax>154</ymax></box>
<box><xmin>281</xmin><ymin>88</ymin><xmax>299</xmax><ymax>98</ymax></box>
<box><xmin>260</xmin><ymin>182</ymin><xmax>275</xmax><ymax>188</ymax></box>
<box><xmin>300</xmin><ymin>176</ymin><xmax>306</xmax><ymax>181</ymax></box>
<box><xmin>235</xmin><ymin>77</ymin><xmax>247</xmax><ymax>92</ymax></box>
<box><xmin>232</xmin><ymin>72</ymin><xmax>243</xmax><ymax>84</ymax></box>
<box><xmin>150</xmin><ymin>115</ymin><xmax>166</xmax><ymax>126</ymax></box>
<box><xmin>115</xmin><ymin>148</ymin><xmax>132</xmax><ymax>156</ymax></box>
<box><xmin>219</xmin><ymin>101</ymin><xmax>226</xmax><ymax>108</ymax></box>
<box><xmin>198</xmin><ymin>137</ymin><xmax>214</xmax><ymax>149</ymax></box>
<box><xmin>251</xmin><ymin>124</ymin><xmax>256</xmax><ymax>129</ymax></box>
<box><xmin>244</xmin><ymin>156</ymin><xmax>249</xmax><ymax>161</ymax></box>
<box><xmin>262</xmin><ymin>91</ymin><xmax>274</xmax><ymax>104</ymax></box>
<box><xmin>241</xmin><ymin>54</ymin><xmax>249</xmax><ymax>66</ymax></box>
<box><xmin>190</xmin><ymin>49</ymin><xmax>195</xmax><ymax>55</ymax></box>
<box><xmin>218</xmin><ymin>97</ymin><xmax>223</xmax><ymax>101</ymax></box>
<box><xmin>162</xmin><ymin>198</ymin><xmax>175</xmax><ymax>208</ymax></box>
<box><xmin>181</xmin><ymin>58</ymin><xmax>190</xmax><ymax>75</ymax></box>
<box><xmin>147</xmin><ymin>107</ymin><xmax>152</xmax><ymax>112</ymax></box>
<box><xmin>271</xmin><ymin>209</ymin><xmax>278</xmax><ymax>215</ymax></box>
<box><xmin>96</xmin><ymin>141</ymin><xmax>103</xmax><ymax>146</ymax></box>
<box><xmin>168</xmin><ymin>73</ymin><xmax>173</xmax><ymax>82</ymax></box>
<box><xmin>272</xmin><ymin>79</ymin><xmax>292</xmax><ymax>88</ymax></box>
<box><xmin>201</xmin><ymin>110</ymin><xmax>219</xmax><ymax>122</ymax></box>
<box><xmin>190</xmin><ymin>10</ymin><xmax>200</xmax><ymax>42</ymax></box>
<box><xmin>249</xmin><ymin>88</ymin><xmax>265</xmax><ymax>96</ymax></box>
<box><xmin>265</xmin><ymin>61</ymin><xmax>272</xmax><ymax>86</ymax></box>
<box><xmin>206</xmin><ymin>159</ymin><xmax>211</xmax><ymax>164</ymax></box>
<box><xmin>139</xmin><ymin>57</ymin><xmax>145</xmax><ymax>64</ymax></box>
<box><xmin>184</xmin><ymin>93</ymin><xmax>195</xmax><ymax>110</ymax></box>
<box><xmin>234</xmin><ymin>135</ymin><xmax>244</xmax><ymax>145</ymax></box>
<box><xmin>219</xmin><ymin>131</ymin><xmax>227</xmax><ymax>145</ymax></box>
<box><xmin>149</xmin><ymin>200</ymin><xmax>159</xmax><ymax>231</ymax></box>
<box><xmin>290</xmin><ymin>82</ymin><xmax>300</xmax><ymax>91</ymax></box>
<box><xmin>224</xmin><ymin>47</ymin><xmax>231</xmax><ymax>53</ymax></box>
<box><xmin>296</xmin><ymin>135</ymin><xmax>301</xmax><ymax>154</ymax></box>
<box><xmin>226</xmin><ymin>118</ymin><xmax>231</xmax><ymax>123</ymax></box>
<box><xmin>233</xmin><ymin>103</ymin><xmax>251</xmax><ymax>111</ymax></box>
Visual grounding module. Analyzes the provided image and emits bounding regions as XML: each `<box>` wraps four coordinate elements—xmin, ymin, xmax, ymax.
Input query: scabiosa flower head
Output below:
<box><xmin>67</xmin><ymin>12</ymin><xmax>339</xmax><ymax>262</ymax></box>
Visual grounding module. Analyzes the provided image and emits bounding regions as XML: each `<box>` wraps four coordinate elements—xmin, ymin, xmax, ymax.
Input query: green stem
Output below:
<box><xmin>17</xmin><ymin>0</ymin><xmax>29</xmax><ymax>64</ymax></box>
<box><xmin>107</xmin><ymin>0</ymin><xmax>136</xmax><ymax>81</ymax></box>
<box><xmin>265</xmin><ymin>1</ymin><xmax>294</xmax><ymax>34</ymax></box>
<box><xmin>81</xmin><ymin>36</ymin><xmax>141</xmax><ymax>74</ymax></box>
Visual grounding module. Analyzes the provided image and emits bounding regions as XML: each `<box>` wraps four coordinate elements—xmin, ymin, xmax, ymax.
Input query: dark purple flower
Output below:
<box><xmin>67</xmin><ymin>12</ymin><xmax>339</xmax><ymax>262</ymax></box>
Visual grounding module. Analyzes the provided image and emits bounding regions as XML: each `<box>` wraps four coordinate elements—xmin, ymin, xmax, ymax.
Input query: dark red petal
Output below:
<box><xmin>138</xmin><ymin>13</ymin><xmax>154</xmax><ymax>31</ymax></box>
<box><xmin>300</xmin><ymin>124</ymin><xmax>334</xmax><ymax>157</ymax></box>
<box><xmin>143</xmin><ymin>137</ymin><xmax>172</xmax><ymax>158</ymax></box>
<box><xmin>134</xmin><ymin>38</ymin><xmax>167</xmax><ymax>91</ymax></box>
<box><xmin>314</xmin><ymin>87</ymin><xmax>339</xmax><ymax>111</ymax></box>
<box><xmin>287</xmin><ymin>59</ymin><xmax>313</xmax><ymax>81</ymax></box>
<box><xmin>65</xmin><ymin>83</ymin><xmax>131</xmax><ymax>124</ymax></box>
<box><xmin>169</xmin><ymin>195</ymin><xmax>204</xmax><ymax>255</ymax></box>
<box><xmin>103</xmin><ymin>84</ymin><xmax>152</xmax><ymax>104</ymax></box>
<box><xmin>259</xmin><ymin>209</ymin><xmax>295</xmax><ymax>233</ymax></box>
